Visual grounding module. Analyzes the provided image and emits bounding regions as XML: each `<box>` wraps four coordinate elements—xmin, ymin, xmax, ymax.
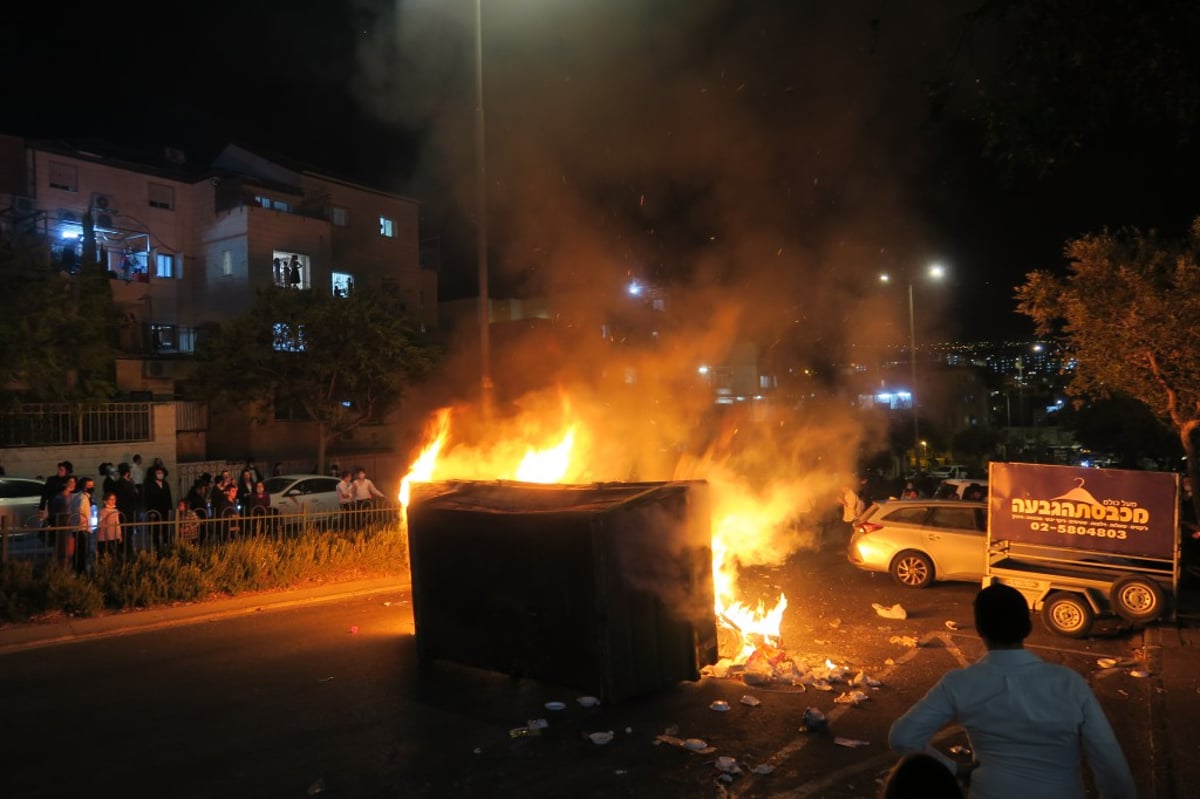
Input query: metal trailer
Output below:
<box><xmin>985</xmin><ymin>462</ymin><xmax>1179</xmax><ymax>638</ymax></box>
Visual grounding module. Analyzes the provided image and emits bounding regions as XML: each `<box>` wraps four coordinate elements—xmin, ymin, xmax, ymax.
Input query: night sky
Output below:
<box><xmin>5</xmin><ymin>0</ymin><xmax>1197</xmax><ymax>346</ymax></box>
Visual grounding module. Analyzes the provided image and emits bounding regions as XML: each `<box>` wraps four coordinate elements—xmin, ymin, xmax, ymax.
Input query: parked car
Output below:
<box><xmin>847</xmin><ymin>499</ymin><xmax>988</xmax><ymax>588</ymax></box>
<box><xmin>928</xmin><ymin>464</ymin><xmax>971</xmax><ymax>480</ymax></box>
<box><xmin>0</xmin><ymin>476</ymin><xmax>46</xmax><ymax>529</ymax></box>
<box><xmin>263</xmin><ymin>474</ymin><xmax>343</xmax><ymax>520</ymax></box>
<box><xmin>932</xmin><ymin>479</ymin><xmax>988</xmax><ymax>500</ymax></box>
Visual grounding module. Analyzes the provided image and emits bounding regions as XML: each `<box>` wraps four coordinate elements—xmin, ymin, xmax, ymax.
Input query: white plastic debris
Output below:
<box><xmin>889</xmin><ymin>635</ymin><xmax>920</xmax><ymax>648</ymax></box>
<box><xmin>751</xmin><ymin>764</ymin><xmax>776</xmax><ymax>775</ymax></box>
<box><xmin>710</xmin><ymin>700</ymin><xmax>732</xmax><ymax>712</ymax></box>
<box><xmin>834</xmin><ymin>690</ymin><xmax>871</xmax><ymax>706</ymax></box>
<box><xmin>577</xmin><ymin>696</ymin><xmax>600</xmax><ymax>708</ymax></box>
<box><xmin>833</xmin><ymin>737</ymin><xmax>870</xmax><ymax>748</ymax></box>
<box><xmin>544</xmin><ymin>701</ymin><xmax>566</xmax><ymax>711</ymax></box>
<box><xmin>716</xmin><ymin>756</ymin><xmax>742</xmax><ymax>774</ymax></box>
<box><xmin>740</xmin><ymin>695</ymin><xmax>762</xmax><ymax>707</ymax></box>
<box><xmin>1130</xmin><ymin>669</ymin><xmax>1150</xmax><ymax>678</ymax></box>
<box><xmin>1097</xmin><ymin>658</ymin><xmax>1118</xmax><ymax>669</ymax></box>
<box><xmin>589</xmin><ymin>731</ymin><xmax>615</xmax><ymax>745</ymax></box>
<box><xmin>873</xmin><ymin>602</ymin><xmax>908</xmax><ymax>620</ymax></box>
<box><xmin>528</xmin><ymin>718</ymin><xmax>549</xmax><ymax>731</ymax></box>
<box><xmin>945</xmin><ymin>620</ymin><xmax>961</xmax><ymax>631</ymax></box>
<box><xmin>684</xmin><ymin>738</ymin><xmax>708</xmax><ymax>751</ymax></box>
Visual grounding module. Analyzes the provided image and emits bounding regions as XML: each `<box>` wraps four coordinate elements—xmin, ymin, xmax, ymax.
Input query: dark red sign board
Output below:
<box><xmin>988</xmin><ymin>462</ymin><xmax>1179</xmax><ymax>559</ymax></box>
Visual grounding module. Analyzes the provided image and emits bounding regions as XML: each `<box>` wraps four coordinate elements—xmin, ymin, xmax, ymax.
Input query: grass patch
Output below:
<box><xmin>0</xmin><ymin>522</ymin><xmax>409</xmax><ymax>623</ymax></box>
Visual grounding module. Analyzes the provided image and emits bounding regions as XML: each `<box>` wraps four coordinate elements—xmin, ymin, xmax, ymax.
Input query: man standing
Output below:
<box><xmin>336</xmin><ymin>470</ymin><xmax>355</xmax><ymax>530</ymax></box>
<box><xmin>112</xmin><ymin>463</ymin><xmax>141</xmax><ymax>554</ymax></box>
<box><xmin>888</xmin><ymin>583</ymin><xmax>1136</xmax><ymax>798</ymax></box>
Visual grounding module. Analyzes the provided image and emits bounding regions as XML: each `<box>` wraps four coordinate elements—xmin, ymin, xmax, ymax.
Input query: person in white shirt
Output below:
<box><xmin>888</xmin><ymin>583</ymin><xmax>1136</xmax><ymax>799</ymax></box>
<box><xmin>336</xmin><ymin>470</ymin><xmax>356</xmax><ymax>529</ymax></box>
<box><xmin>351</xmin><ymin>468</ymin><xmax>385</xmax><ymax>510</ymax></box>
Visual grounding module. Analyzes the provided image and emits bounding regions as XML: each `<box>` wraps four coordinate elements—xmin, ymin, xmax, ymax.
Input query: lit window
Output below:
<box><xmin>379</xmin><ymin>216</ymin><xmax>395</xmax><ymax>238</ymax></box>
<box><xmin>151</xmin><ymin>324</ymin><xmax>177</xmax><ymax>351</ymax></box>
<box><xmin>48</xmin><ymin>161</ymin><xmax>78</xmax><ymax>192</ymax></box>
<box><xmin>272</xmin><ymin>323</ymin><xmax>306</xmax><ymax>352</ymax></box>
<box><xmin>331</xmin><ymin>207</ymin><xmax>349</xmax><ymax>227</ymax></box>
<box><xmin>272</xmin><ymin>251</ymin><xmax>309</xmax><ymax>289</ymax></box>
<box><xmin>155</xmin><ymin>253</ymin><xmax>175</xmax><ymax>279</ymax></box>
<box><xmin>221</xmin><ymin>250</ymin><xmax>232</xmax><ymax>276</ymax></box>
<box><xmin>148</xmin><ymin>183</ymin><xmax>175</xmax><ymax>210</ymax></box>
<box><xmin>331</xmin><ymin>272</ymin><xmax>353</xmax><ymax>297</ymax></box>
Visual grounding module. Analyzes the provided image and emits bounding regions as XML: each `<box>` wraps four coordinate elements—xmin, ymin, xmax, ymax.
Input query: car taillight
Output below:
<box><xmin>856</xmin><ymin>521</ymin><xmax>883</xmax><ymax>535</ymax></box>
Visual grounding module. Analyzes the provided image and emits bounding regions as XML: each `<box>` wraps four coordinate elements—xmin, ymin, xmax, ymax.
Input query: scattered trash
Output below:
<box><xmin>949</xmin><ymin>745</ymin><xmax>972</xmax><ymax>756</ymax></box>
<box><xmin>1130</xmin><ymin>669</ymin><xmax>1150</xmax><ymax>678</ymax></box>
<box><xmin>1096</xmin><ymin>658</ymin><xmax>1119</xmax><ymax>669</ymax></box>
<box><xmin>317</xmin><ymin>676</ymin><xmax>335</xmax><ymax>683</ymax></box>
<box><xmin>873</xmin><ymin>603</ymin><xmax>908</xmax><ymax>620</ymax></box>
<box><xmin>661</xmin><ymin>736</ymin><xmax>718</xmax><ymax>754</ymax></box>
<box><xmin>307</xmin><ymin>778</ymin><xmax>326</xmax><ymax>795</ymax></box>
<box><xmin>710</xmin><ymin>700</ymin><xmax>732</xmax><ymax>712</ymax></box>
<box><xmin>684</xmin><ymin>738</ymin><xmax>709</xmax><ymax>751</ymax></box>
<box><xmin>740</xmin><ymin>695</ymin><xmax>762</xmax><ymax>707</ymax></box>
<box><xmin>945</xmin><ymin>620</ymin><xmax>961</xmax><ymax>631</ymax></box>
<box><xmin>834</xmin><ymin>737</ymin><xmax>870</xmax><ymax>748</ymax></box>
<box><xmin>1118</xmin><ymin>689</ymin><xmax>1129</xmax><ymax>697</ymax></box>
<box><xmin>510</xmin><ymin>727</ymin><xmax>540</xmax><ymax>738</ymax></box>
<box><xmin>473</xmin><ymin>747</ymin><xmax>482</xmax><ymax>754</ymax></box>
<box><xmin>889</xmin><ymin>635</ymin><xmax>920</xmax><ymax>648</ymax></box>
<box><xmin>614</xmin><ymin>769</ymin><xmax>628</xmax><ymax>775</ymax></box>
<box><xmin>884</xmin><ymin>658</ymin><xmax>896</xmax><ymax>666</ymax></box>
<box><xmin>577</xmin><ymin>696</ymin><xmax>600</xmax><ymax>708</ymax></box>
<box><xmin>834</xmin><ymin>690</ymin><xmax>871</xmax><ymax>706</ymax></box>
<box><xmin>829</xmin><ymin>618</ymin><xmax>842</xmax><ymax>628</ymax></box>
<box><xmin>349</xmin><ymin>625</ymin><xmax>359</xmax><ymax>634</ymax></box>
<box><xmin>800</xmin><ymin>707</ymin><xmax>828</xmax><ymax>734</ymax></box>
<box><xmin>528</xmin><ymin>718</ymin><xmax>549</xmax><ymax>731</ymax></box>
<box><xmin>716</xmin><ymin>756</ymin><xmax>743</xmax><ymax>774</ymax></box>
<box><xmin>383</xmin><ymin>601</ymin><xmax>391</xmax><ymax>607</ymax></box>
<box><xmin>751</xmin><ymin>764</ymin><xmax>776</xmax><ymax>775</ymax></box>
<box><xmin>544</xmin><ymin>701</ymin><xmax>566</xmax><ymax>711</ymax></box>
<box><xmin>625</xmin><ymin>726</ymin><xmax>633</xmax><ymax>734</ymax></box>
<box><xmin>588</xmin><ymin>731</ymin><xmax>615</xmax><ymax>745</ymax></box>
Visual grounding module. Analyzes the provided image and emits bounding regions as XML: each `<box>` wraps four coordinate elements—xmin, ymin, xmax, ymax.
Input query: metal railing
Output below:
<box><xmin>0</xmin><ymin>403</ymin><xmax>153</xmax><ymax>448</ymax></box>
<box><xmin>0</xmin><ymin>501</ymin><xmax>402</xmax><ymax>567</ymax></box>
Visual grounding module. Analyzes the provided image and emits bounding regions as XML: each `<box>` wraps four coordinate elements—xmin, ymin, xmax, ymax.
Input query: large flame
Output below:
<box><xmin>515</xmin><ymin>427</ymin><xmax>575</xmax><ymax>483</ymax></box>
<box><xmin>398</xmin><ymin>404</ymin><xmax>788</xmax><ymax>657</ymax></box>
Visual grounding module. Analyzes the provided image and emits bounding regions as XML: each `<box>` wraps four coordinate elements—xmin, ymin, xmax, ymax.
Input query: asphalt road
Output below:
<box><xmin>0</xmin><ymin>548</ymin><xmax>1160</xmax><ymax>799</ymax></box>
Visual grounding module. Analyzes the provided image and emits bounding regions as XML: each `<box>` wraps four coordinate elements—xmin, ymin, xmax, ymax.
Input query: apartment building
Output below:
<box><xmin>0</xmin><ymin>134</ymin><xmax>436</xmax><ymax>472</ymax></box>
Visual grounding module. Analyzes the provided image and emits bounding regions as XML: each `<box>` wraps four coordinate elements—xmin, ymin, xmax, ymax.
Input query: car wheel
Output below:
<box><xmin>890</xmin><ymin>550</ymin><xmax>934</xmax><ymax>589</ymax></box>
<box><xmin>1041</xmin><ymin>591</ymin><xmax>1094</xmax><ymax>638</ymax></box>
<box><xmin>1109</xmin><ymin>574</ymin><xmax>1165</xmax><ymax>623</ymax></box>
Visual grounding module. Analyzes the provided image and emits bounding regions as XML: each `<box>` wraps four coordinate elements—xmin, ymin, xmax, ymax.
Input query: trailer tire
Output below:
<box><xmin>1110</xmin><ymin>574</ymin><xmax>1165</xmax><ymax>623</ymax></box>
<box><xmin>1042</xmin><ymin>591</ymin><xmax>1094</xmax><ymax>638</ymax></box>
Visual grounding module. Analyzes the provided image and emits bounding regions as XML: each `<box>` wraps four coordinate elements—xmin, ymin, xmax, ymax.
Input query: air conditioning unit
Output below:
<box><xmin>95</xmin><ymin>213</ymin><xmax>114</xmax><ymax>229</ymax></box>
<box><xmin>91</xmin><ymin>192</ymin><xmax>118</xmax><ymax>214</ymax></box>
<box><xmin>10</xmin><ymin>194</ymin><xmax>36</xmax><ymax>216</ymax></box>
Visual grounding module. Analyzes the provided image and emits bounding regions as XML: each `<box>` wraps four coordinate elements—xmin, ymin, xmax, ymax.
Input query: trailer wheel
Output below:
<box><xmin>1042</xmin><ymin>591</ymin><xmax>1094</xmax><ymax>638</ymax></box>
<box><xmin>1110</xmin><ymin>575</ymin><xmax>1165</xmax><ymax>623</ymax></box>
<box><xmin>890</xmin><ymin>550</ymin><xmax>934</xmax><ymax>589</ymax></box>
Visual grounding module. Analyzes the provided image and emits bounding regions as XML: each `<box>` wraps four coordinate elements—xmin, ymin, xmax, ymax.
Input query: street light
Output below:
<box><xmin>880</xmin><ymin>263</ymin><xmax>946</xmax><ymax>469</ymax></box>
<box><xmin>474</xmin><ymin>0</ymin><xmax>493</xmax><ymax>418</ymax></box>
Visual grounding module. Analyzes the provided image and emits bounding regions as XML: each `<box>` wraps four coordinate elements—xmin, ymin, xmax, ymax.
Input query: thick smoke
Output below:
<box><xmin>356</xmin><ymin>1</ymin><xmax>967</xmax><ymax>571</ymax></box>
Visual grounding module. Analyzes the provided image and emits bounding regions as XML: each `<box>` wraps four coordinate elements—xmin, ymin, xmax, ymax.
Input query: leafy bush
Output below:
<box><xmin>0</xmin><ymin>522</ymin><xmax>409</xmax><ymax>623</ymax></box>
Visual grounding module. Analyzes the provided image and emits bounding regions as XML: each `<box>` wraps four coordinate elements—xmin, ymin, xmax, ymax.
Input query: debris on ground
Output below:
<box><xmin>872</xmin><ymin>603</ymin><xmax>908</xmax><ymax>620</ymax></box>
<box><xmin>834</xmin><ymin>690</ymin><xmax>871</xmax><ymax>706</ymax></box>
<box><xmin>740</xmin><ymin>694</ymin><xmax>762</xmax><ymax>707</ymax></box>
<box><xmin>833</xmin><ymin>737</ymin><xmax>870</xmax><ymax>748</ymax></box>
<box><xmin>888</xmin><ymin>635</ymin><xmax>920</xmax><ymax>648</ymax></box>
<box><xmin>799</xmin><ymin>707</ymin><xmax>829</xmax><ymax>734</ymax></box>
<box><xmin>945</xmin><ymin>620</ymin><xmax>961</xmax><ymax>631</ymax></box>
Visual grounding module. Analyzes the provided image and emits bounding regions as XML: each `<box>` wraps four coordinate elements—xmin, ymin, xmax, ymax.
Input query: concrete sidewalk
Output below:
<box><xmin>1145</xmin><ymin>614</ymin><xmax>1200</xmax><ymax>799</ymax></box>
<box><xmin>0</xmin><ymin>575</ymin><xmax>410</xmax><ymax>655</ymax></box>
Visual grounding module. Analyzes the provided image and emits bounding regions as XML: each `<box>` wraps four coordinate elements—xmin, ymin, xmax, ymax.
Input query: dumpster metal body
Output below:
<box><xmin>406</xmin><ymin>480</ymin><xmax>717</xmax><ymax>703</ymax></box>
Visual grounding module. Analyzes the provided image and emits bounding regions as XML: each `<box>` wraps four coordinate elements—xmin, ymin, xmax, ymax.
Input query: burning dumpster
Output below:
<box><xmin>406</xmin><ymin>479</ymin><xmax>718</xmax><ymax>703</ymax></box>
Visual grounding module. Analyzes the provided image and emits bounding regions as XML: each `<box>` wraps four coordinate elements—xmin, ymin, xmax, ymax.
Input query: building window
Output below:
<box><xmin>221</xmin><ymin>249</ymin><xmax>232</xmax><ymax>276</ymax></box>
<box><xmin>254</xmin><ymin>195</ymin><xmax>292</xmax><ymax>213</ymax></box>
<box><xmin>330</xmin><ymin>206</ymin><xmax>349</xmax><ymax>227</ymax></box>
<box><xmin>155</xmin><ymin>253</ymin><xmax>175</xmax><ymax>279</ymax></box>
<box><xmin>331</xmin><ymin>271</ymin><xmax>353</xmax><ymax>297</ymax></box>
<box><xmin>272</xmin><ymin>251</ymin><xmax>310</xmax><ymax>289</ymax></box>
<box><xmin>379</xmin><ymin>216</ymin><xmax>395</xmax><ymax>238</ymax></box>
<box><xmin>48</xmin><ymin>161</ymin><xmax>78</xmax><ymax>192</ymax></box>
<box><xmin>148</xmin><ymin>183</ymin><xmax>175</xmax><ymax>210</ymax></box>
<box><xmin>151</xmin><ymin>324</ymin><xmax>177</xmax><ymax>351</ymax></box>
<box><xmin>272</xmin><ymin>322</ymin><xmax>306</xmax><ymax>352</ymax></box>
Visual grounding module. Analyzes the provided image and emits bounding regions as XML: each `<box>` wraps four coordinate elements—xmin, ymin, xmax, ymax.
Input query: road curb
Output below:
<box><xmin>0</xmin><ymin>575</ymin><xmax>412</xmax><ymax>655</ymax></box>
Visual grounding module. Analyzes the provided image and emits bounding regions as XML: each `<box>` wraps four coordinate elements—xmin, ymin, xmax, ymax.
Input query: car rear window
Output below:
<box><xmin>0</xmin><ymin>480</ymin><xmax>42</xmax><ymax>499</ymax></box>
<box><xmin>928</xmin><ymin>507</ymin><xmax>983</xmax><ymax>531</ymax></box>
<box><xmin>882</xmin><ymin>506</ymin><xmax>931</xmax><ymax>525</ymax></box>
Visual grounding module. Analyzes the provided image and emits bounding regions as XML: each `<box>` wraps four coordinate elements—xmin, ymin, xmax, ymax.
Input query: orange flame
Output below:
<box><xmin>399</xmin><ymin>407</ymin><xmax>452</xmax><ymax>507</ymax></box>
<box><xmin>515</xmin><ymin>427</ymin><xmax>576</xmax><ymax>483</ymax></box>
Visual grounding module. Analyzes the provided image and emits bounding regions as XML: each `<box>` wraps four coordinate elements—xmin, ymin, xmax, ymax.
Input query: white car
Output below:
<box><xmin>263</xmin><ymin>474</ymin><xmax>343</xmax><ymax>520</ymax></box>
<box><xmin>0</xmin><ymin>476</ymin><xmax>47</xmax><ymax>529</ymax></box>
<box><xmin>847</xmin><ymin>499</ymin><xmax>988</xmax><ymax>588</ymax></box>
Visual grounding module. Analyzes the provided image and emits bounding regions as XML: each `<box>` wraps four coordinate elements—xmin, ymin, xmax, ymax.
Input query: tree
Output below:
<box><xmin>1016</xmin><ymin>217</ymin><xmax>1200</xmax><ymax>509</ymax></box>
<box><xmin>0</xmin><ymin>213</ymin><xmax>118</xmax><ymax>404</ymax></box>
<box><xmin>193</xmin><ymin>284</ymin><xmax>439</xmax><ymax>473</ymax></box>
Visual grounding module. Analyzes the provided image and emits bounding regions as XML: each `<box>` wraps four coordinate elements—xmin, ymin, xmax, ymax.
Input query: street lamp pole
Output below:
<box><xmin>908</xmin><ymin>281</ymin><xmax>920</xmax><ymax>468</ymax></box>
<box><xmin>474</xmin><ymin>0</ymin><xmax>493</xmax><ymax>418</ymax></box>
